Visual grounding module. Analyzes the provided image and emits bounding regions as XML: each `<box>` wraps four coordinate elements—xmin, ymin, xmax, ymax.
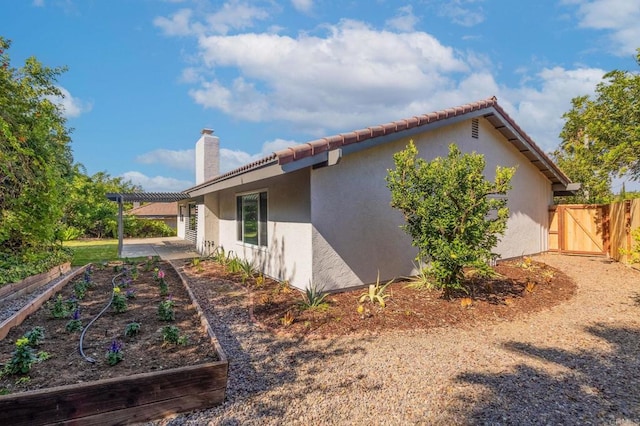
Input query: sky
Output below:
<box><xmin>1</xmin><ymin>0</ymin><xmax>639</xmax><ymax>192</ymax></box>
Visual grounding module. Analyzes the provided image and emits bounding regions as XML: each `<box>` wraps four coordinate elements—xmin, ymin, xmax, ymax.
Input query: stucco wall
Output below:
<box><xmin>195</xmin><ymin>193</ymin><xmax>219</xmax><ymax>256</ymax></box>
<box><xmin>216</xmin><ymin>168</ymin><xmax>312</xmax><ymax>289</ymax></box>
<box><xmin>177</xmin><ymin>204</ymin><xmax>186</xmax><ymax>239</ymax></box>
<box><xmin>310</xmin><ymin>117</ymin><xmax>553</xmax><ymax>290</ymax></box>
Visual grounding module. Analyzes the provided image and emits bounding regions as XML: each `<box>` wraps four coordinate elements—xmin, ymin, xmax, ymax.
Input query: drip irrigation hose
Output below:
<box><xmin>79</xmin><ymin>267</ymin><xmax>125</xmax><ymax>364</ymax></box>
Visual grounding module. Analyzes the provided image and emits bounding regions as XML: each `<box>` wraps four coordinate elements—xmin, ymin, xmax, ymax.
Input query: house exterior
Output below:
<box><xmin>127</xmin><ymin>202</ymin><xmax>178</xmax><ymax>229</ymax></box>
<box><xmin>177</xmin><ymin>97</ymin><xmax>574</xmax><ymax>291</ymax></box>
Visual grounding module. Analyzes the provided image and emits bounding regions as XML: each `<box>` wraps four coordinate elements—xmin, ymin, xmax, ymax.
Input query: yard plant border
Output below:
<box><xmin>0</xmin><ymin>261</ymin><xmax>228</xmax><ymax>426</ymax></box>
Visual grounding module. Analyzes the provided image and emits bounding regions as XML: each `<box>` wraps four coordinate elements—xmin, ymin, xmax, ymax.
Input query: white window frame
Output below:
<box><xmin>236</xmin><ymin>189</ymin><xmax>268</xmax><ymax>247</ymax></box>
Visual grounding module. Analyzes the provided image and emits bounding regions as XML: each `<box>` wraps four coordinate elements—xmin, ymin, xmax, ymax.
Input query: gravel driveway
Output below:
<box><xmin>154</xmin><ymin>254</ymin><xmax>640</xmax><ymax>426</ymax></box>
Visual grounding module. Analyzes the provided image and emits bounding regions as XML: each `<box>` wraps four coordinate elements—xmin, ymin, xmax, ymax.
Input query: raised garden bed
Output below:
<box><xmin>0</xmin><ymin>259</ymin><xmax>228</xmax><ymax>425</ymax></box>
<box><xmin>0</xmin><ymin>262</ymin><xmax>72</xmax><ymax>301</ymax></box>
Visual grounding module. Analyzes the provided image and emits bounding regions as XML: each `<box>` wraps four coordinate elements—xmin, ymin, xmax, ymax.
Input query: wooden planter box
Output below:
<box><xmin>0</xmin><ymin>265</ymin><xmax>84</xmax><ymax>341</ymax></box>
<box><xmin>0</xmin><ymin>262</ymin><xmax>72</xmax><ymax>301</ymax></box>
<box><xmin>0</xmin><ymin>263</ymin><xmax>228</xmax><ymax>426</ymax></box>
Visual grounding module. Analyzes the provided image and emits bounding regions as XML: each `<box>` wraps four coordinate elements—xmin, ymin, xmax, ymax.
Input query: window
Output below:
<box><xmin>187</xmin><ymin>203</ymin><xmax>196</xmax><ymax>231</ymax></box>
<box><xmin>236</xmin><ymin>191</ymin><xmax>267</xmax><ymax>246</ymax></box>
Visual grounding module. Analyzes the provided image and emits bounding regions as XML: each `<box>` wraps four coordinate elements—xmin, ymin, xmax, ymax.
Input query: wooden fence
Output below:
<box><xmin>549</xmin><ymin>199</ymin><xmax>640</xmax><ymax>263</ymax></box>
<box><xmin>609</xmin><ymin>199</ymin><xmax>640</xmax><ymax>262</ymax></box>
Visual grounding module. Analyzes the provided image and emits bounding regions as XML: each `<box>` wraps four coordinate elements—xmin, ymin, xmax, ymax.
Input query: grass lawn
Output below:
<box><xmin>63</xmin><ymin>239</ymin><xmax>119</xmax><ymax>266</ymax></box>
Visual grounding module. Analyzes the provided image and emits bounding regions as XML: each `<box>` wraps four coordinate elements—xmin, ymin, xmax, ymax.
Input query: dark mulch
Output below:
<box><xmin>182</xmin><ymin>258</ymin><xmax>576</xmax><ymax>339</ymax></box>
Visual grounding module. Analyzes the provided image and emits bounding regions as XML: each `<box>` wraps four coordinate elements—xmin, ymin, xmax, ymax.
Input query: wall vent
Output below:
<box><xmin>471</xmin><ymin>118</ymin><xmax>479</xmax><ymax>139</ymax></box>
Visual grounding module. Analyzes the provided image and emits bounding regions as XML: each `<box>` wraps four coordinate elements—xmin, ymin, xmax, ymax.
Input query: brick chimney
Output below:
<box><xmin>195</xmin><ymin>128</ymin><xmax>220</xmax><ymax>185</ymax></box>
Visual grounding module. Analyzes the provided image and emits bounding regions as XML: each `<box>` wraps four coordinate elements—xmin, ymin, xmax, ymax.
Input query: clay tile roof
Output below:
<box><xmin>273</xmin><ymin>97</ymin><xmax>500</xmax><ymax>166</ymax></box>
<box><xmin>127</xmin><ymin>202</ymin><xmax>178</xmax><ymax>217</ymax></box>
<box><xmin>185</xmin><ymin>96</ymin><xmax>569</xmax><ymax>192</ymax></box>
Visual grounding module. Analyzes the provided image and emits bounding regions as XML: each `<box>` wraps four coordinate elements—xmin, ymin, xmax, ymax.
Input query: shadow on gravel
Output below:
<box><xmin>454</xmin><ymin>324</ymin><xmax>640</xmax><ymax>425</ymax></box>
<box><xmin>161</xmin><ymin>271</ymin><xmax>374</xmax><ymax>425</ymax></box>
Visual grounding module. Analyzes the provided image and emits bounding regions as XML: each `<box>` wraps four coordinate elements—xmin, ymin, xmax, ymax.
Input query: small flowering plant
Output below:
<box><xmin>83</xmin><ymin>265</ymin><xmax>93</xmax><ymax>287</ymax></box>
<box><xmin>125</xmin><ymin>288</ymin><xmax>136</xmax><ymax>299</ymax></box>
<box><xmin>156</xmin><ymin>269</ymin><xmax>169</xmax><ymax>296</ymax></box>
<box><xmin>65</xmin><ymin>309</ymin><xmax>83</xmax><ymax>333</ymax></box>
<box><xmin>2</xmin><ymin>329</ymin><xmax>49</xmax><ymax>376</ymax></box>
<box><xmin>158</xmin><ymin>298</ymin><xmax>175</xmax><ymax>321</ymax></box>
<box><xmin>106</xmin><ymin>340</ymin><xmax>124</xmax><ymax>366</ymax></box>
<box><xmin>159</xmin><ymin>280</ymin><xmax>169</xmax><ymax>297</ymax></box>
<box><xmin>161</xmin><ymin>325</ymin><xmax>188</xmax><ymax>346</ymax></box>
<box><xmin>124</xmin><ymin>322</ymin><xmax>141</xmax><ymax>338</ymax></box>
<box><xmin>23</xmin><ymin>326</ymin><xmax>45</xmax><ymax>347</ymax></box>
<box><xmin>112</xmin><ymin>287</ymin><xmax>128</xmax><ymax>313</ymax></box>
<box><xmin>73</xmin><ymin>280</ymin><xmax>88</xmax><ymax>299</ymax></box>
<box><xmin>4</xmin><ymin>337</ymin><xmax>37</xmax><ymax>375</ymax></box>
<box><xmin>144</xmin><ymin>256</ymin><xmax>154</xmax><ymax>271</ymax></box>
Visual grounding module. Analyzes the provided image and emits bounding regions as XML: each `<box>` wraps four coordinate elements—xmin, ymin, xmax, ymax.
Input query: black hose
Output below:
<box><xmin>79</xmin><ymin>267</ymin><xmax>125</xmax><ymax>364</ymax></box>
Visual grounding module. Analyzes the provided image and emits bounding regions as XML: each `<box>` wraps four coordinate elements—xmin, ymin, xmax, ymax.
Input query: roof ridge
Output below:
<box><xmin>274</xmin><ymin>96</ymin><xmax>498</xmax><ymax>165</ymax></box>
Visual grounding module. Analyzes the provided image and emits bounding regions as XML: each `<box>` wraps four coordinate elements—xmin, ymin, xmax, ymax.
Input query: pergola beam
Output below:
<box><xmin>105</xmin><ymin>192</ymin><xmax>190</xmax><ymax>258</ymax></box>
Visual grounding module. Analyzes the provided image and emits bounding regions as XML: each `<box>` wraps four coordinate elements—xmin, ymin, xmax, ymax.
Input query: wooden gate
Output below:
<box><xmin>548</xmin><ymin>204</ymin><xmax>609</xmax><ymax>255</ymax></box>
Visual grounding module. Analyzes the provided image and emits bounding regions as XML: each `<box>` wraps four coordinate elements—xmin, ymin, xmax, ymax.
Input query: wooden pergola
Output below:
<box><xmin>106</xmin><ymin>192</ymin><xmax>191</xmax><ymax>257</ymax></box>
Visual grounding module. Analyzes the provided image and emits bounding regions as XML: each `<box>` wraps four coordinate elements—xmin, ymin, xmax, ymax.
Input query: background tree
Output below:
<box><xmin>61</xmin><ymin>166</ymin><xmax>141</xmax><ymax>239</ymax></box>
<box><xmin>386</xmin><ymin>142</ymin><xmax>515</xmax><ymax>296</ymax></box>
<box><xmin>554</xmin><ymin>48</ymin><xmax>640</xmax><ymax>203</ymax></box>
<box><xmin>0</xmin><ymin>37</ymin><xmax>73</xmax><ymax>253</ymax></box>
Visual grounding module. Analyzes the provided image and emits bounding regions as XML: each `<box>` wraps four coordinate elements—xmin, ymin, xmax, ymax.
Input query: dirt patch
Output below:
<box><xmin>182</xmin><ymin>257</ymin><xmax>577</xmax><ymax>338</ymax></box>
<box><xmin>0</xmin><ymin>260</ymin><xmax>218</xmax><ymax>395</ymax></box>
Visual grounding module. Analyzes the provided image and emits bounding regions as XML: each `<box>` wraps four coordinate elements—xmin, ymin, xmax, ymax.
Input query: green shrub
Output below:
<box><xmin>0</xmin><ymin>247</ymin><xmax>73</xmax><ymax>286</ymax></box>
<box><xmin>387</xmin><ymin>142</ymin><xmax>515</xmax><ymax>296</ymax></box>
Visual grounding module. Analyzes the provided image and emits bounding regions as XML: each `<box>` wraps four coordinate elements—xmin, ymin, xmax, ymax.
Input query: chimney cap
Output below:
<box><xmin>201</xmin><ymin>128</ymin><xmax>214</xmax><ymax>135</ymax></box>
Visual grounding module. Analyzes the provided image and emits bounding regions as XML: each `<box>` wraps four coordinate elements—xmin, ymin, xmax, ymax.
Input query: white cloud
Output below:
<box><xmin>120</xmin><ymin>171</ymin><xmax>193</xmax><ymax>192</ymax></box>
<box><xmin>501</xmin><ymin>66</ymin><xmax>605</xmax><ymax>151</ymax></box>
<box><xmin>179</xmin><ymin>67</ymin><xmax>201</xmax><ymax>83</ymax></box>
<box><xmin>135</xmin><ymin>139</ymin><xmax>298</xmax><ymax>176</ymax></box>
<box><xmin>385</xmin><ymin>5</ymin><xmax>419</xmax><ymax>32</ymax></box>
<box><xmin>437</xmin><ymin>0</ymin><xmax>485</xmax><ymax>27</ymax></box>
<box><xmin>154</xmin><ymin>2</ymin><xmax>270</xmax><ymax>37</ymax></box>
<box><xmin>153</xmin><ymin>8</ymin><xmax>195</xmax><ymax>36</ymax></box>
<box><xmin>188</xmin><ymin>19</ymin><xmax>468</xmax><ymax>134</ymax></box>
<box><xmin>32</xmin><ymin>0</ymin><xmax>45</xmax><ymax>7</ymax></box>
<box><xmin>568</xmin><ymin>0</ymin><xmax>640</xmax><ymax>55</ymax></box>
<box><xmin>291</xmin><ymin>0</ymin><xmax>313</xmax><ymax>13</ymax></box>
<box><xmin>158</xmin><ymin>10</ymin><xmax>608</xmax><ymax>154</ymax></box>
<box><xmin>204</xmin><ymin>1</ymin><xmax>269</xmax><ymax>35</ymax></box>
<box><xmin>48</xmin><ymin>86</ymin><xmax>92</xmax><ymax>118</ymax></box>
<box><xmin>136</xmin><ymin>148</ymin><xmax>195</xmax><ymax>171</ymax></box>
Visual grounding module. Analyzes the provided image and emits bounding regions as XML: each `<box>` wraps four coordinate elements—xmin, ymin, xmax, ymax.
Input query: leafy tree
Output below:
<box><xmin>61</xmin><ymin>166</ymin><xmax>141</xmax><ymax>239</ymax></box>
<box><xmin>554</xmin><ymin>48</ymin><xmax>640</xmax><ymax>203</ymax></box>
<box><xmin>386</xmin><ymin>142</ymin><xmax>515</xmax><ymax>296</ymax></box>
<box><xmin>0</xmin><ymin>37</ymin><xmax>73</xmax><ymax>253</ymax></box>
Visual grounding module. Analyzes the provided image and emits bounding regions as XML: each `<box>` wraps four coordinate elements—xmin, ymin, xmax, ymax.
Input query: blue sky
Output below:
<box><xmin>2</xmin><ymin>0</ymin><xmax>639</xmax><ymax>192</ymax></box>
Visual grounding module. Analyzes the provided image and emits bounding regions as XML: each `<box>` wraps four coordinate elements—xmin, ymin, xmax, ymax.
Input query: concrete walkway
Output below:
<box><xmin>120</xmin><ymin>236</ymin><xmax>200</xmax><ymax>261</ymax></box>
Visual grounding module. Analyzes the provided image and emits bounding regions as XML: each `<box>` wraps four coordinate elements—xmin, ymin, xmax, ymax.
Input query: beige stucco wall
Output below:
<box><xmin>310</xmin><ymin>117</ymin><xmax>553</xmax><ymax>290</ymax></box>
<box><xmin>216</xmin><ymin>168</ymin><xmax>312</xmax><ymax>289</ymax></box>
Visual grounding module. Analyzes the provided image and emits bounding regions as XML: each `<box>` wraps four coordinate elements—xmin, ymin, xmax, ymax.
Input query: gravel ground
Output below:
<box><xmin>143</xmin><ymin>254</ymin><xmax>640</xmax><ymax>426</ymax></box>
<box><xmin>10</xmin><ymin>256</ymin><xmax>638</xmax><ymax>425</ymax></box>
<box><xmin>0</xmin><ymin>267</ymin><xmax>81</xmax><ymax>324</ymax></box>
